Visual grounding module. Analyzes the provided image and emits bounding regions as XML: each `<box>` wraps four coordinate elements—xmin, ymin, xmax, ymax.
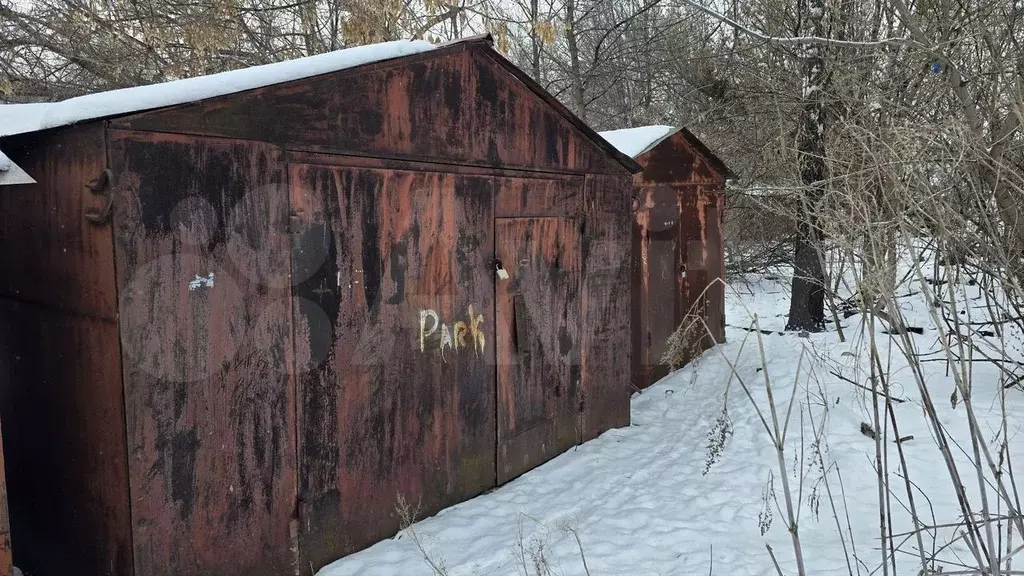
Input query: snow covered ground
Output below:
<box><xmin>320</xmin><ymin>263</ymin><xmax>1024</xmax><ymax>576</ymax></box>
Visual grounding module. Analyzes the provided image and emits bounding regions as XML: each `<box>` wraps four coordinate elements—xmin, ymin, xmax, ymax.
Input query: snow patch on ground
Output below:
<box><xmin>320</xmin><ymin>262</ymin><xmax>1024</xmax><ymax>576</ymax></box>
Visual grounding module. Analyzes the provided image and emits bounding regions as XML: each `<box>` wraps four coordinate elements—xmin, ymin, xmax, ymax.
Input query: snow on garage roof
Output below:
<box><xmin>600</xmin><ymin>124</ymin><xmax>735</xmax><ymax>178</ymax></box>
<box><xmin>598</xmin><ymin>125</ymin><xmax>679</xmax><ymax>158</ymax></box>
<box><xmin>0</xmin><ymin>149</ymin><xmax>36</xmax><ymax>185</ymax></box>
<box><xmin>0</xmin><ymin>39</ymin><xmax>437</xmax><ymax>138</ymax></box>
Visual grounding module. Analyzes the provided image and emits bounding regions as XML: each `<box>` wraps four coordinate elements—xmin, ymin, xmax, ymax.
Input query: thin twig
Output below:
<box><xmin>829</xmin><ymin>370</ymin><xmax>907</xmax><ymax>403</ymax></box>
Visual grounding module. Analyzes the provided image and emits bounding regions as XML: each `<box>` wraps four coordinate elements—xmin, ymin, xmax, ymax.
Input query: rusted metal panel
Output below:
<box><xmin>0</xmin><ymin>125</ymin><xmax>132</xmax><ymax>576</ymax></box>
<box><xmin>702</xmin><ymin>188</ymin><xmax>726</xmax><ymax>345</ymax></box>
<box><xmin>0</xmin><ymin>126</ymin><xmax>119</xmax><ymax>319</ymax></box>
<box><xmin>109</xmin><ymin>130</ymin><xmax>297</xmax><ymax>576</ymax></box>
<box><xmin>495</xmin><ymin>217</ymin><xmax>582</xmax><ymax>483</ymax></box>
<box><xmin>289</xmin><ymin>163</ymin><xmax>496</xmax><ymax>569</ymax></box>
<box><xmin>678</xmin><ymin>185</ymin><xmax>727</xmax><ymax>361</ymax></box>
<box><xmin>0</xmin><ymin>418</ymin><xmax>11</xmax><ymax>576</ymax></box>
<box><xmin>494</xmin><ymin>176</ymin><xmax>584</xmax><ymax>218</ymax></box>
<box><xmin>584</xmin><ymin>170</ymin><xmax>632</xmax><ymax>215</ymax></box>
<box><xmin>580</xmin><ymin>175</ymin><xmax>632</xmax><ymax>439</ymax></box>
<box><xmin>0</xmin><ymin>299</ymin><xmax>132</xmax><ymax>576</ymax></box>
<box><xmin>679</xmin><ymin>183</ymin><xmax>709</xmax><ymax>357</ymax></box>
<box><xmin>630</xmin><ymin>203</ymin><xmax>646</xmax><ymax>391</ymax></box>
<box><xmin>286</xmin><ymin>149</ymin><xmax>595</xmax><ymax>181</ymax></box>
<box><xmin>112</xmin><ymin>48</ymin><xmax>628</xmax><ymax>175</ymax></box>
<box><xmin>633</xmin><ymin>131</ymin><xmax>726</xmax><ymax>187</ymax></box>
<box><xmin>467</xmin><ymin>50</ymin><xmax>630</xmax><ymax>176</ymax></box>
<box><xmin>628</xmin><ymin>131</ymin><xmax>728</xmax><ymax>390</ymax></box>
<box><xmin>632</xmin><ymin>184</ymin><xmax>680</xmax><ymax>387</ymax></box>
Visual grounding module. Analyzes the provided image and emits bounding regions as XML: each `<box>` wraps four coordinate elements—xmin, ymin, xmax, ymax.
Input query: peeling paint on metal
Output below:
<box><xmin>628</xmin><ymin>131</ymin><xmax>727</xmax><ymax>390</ymax></box>
<box><xmin>188</xmin><ymin>273</ymin><xmax>215</xmax><ymax>291</ymax></box>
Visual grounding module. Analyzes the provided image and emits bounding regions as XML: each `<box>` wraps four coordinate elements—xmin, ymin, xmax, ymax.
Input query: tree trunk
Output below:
<box><xmin>565</xmin><ymin>0</ymin><xmax>586</xmax><ymax>121</ymax></box>
<box><xmin>786</xmin><ymin>0</ymin><xmax>827</xmax><ymax>332</ymax></box>
<box><xmin>530</xmin><ymin>0</ymin><xmax>541</xmax><ymax>80</ymax></box>
<box><xmin>787</xmin><ymin>234</ymin><xmax>826</xmax><ymax>331</ymax></box>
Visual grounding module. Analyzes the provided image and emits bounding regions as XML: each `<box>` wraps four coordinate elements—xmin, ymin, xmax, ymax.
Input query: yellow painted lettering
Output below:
<box><xmin>419</xmin><ymin>309</ymin><xmax>439</xmax><ymax>353</ymax></box>
<box><xmin>468</xmin><ymin>305</ymin><xmax>486</xmax><ymax>353</ymax></box>
<box><xmin>439</xmin><ymin>323</ymin><xmax>453</xmax><ymax>361</ymax></box>
<box><xmin>454</xmin><ymin>321</ymin><xmax>469</xmax><ymax>350</ymax></box>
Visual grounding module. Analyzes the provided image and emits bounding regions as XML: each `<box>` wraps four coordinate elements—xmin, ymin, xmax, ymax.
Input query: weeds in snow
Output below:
<box><xmin>512</xmin><ymin>515</ymin><xmax>555</xmax><ymax>576</ymax></box>
<box><xmin>687</xmin><ymin>198</ymin><xmax>1024</xmax><ymax>575</ymax></box>
<box><xmin>703</xmin><ymin>405</ymin><xmax>734</xmax><ymax>476</ymax></box>
<box><xmin>397</xmin><ymin>495</ymin><xmax>450</xmax><ymax>576</ymax></box>
<box><xmin>510</xmin><ymin>514</ymin><xmax>593</xmax><ymax>576</ymax></box>
<box><xmin>759</xmin><ymin>473</ymin><xmax>775</xmax><ymax>536</ymax></box>
<box><xmin>395</xmin><ymin>500</ymin><xmax>594</xmax><ymax>576</ymax></box>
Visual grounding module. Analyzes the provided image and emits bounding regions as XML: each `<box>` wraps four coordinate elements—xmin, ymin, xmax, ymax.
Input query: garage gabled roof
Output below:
<box><xmin>600</xmin><ymin>124</ymin><xmax>735</xmax><ymax>178</ymax></box>
<box><xmin>0</xmin><ymin>40</ymin><xmax>437</xmax><ymax>138</ymax></box>
<box><xmin>0</xmin><ymin>35</ymin><xmax>640</xmax><ymax>173</ymax></box>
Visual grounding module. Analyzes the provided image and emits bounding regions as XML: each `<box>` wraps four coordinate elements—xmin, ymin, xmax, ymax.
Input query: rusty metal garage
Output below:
<box><xmin>0</xmin><ymin>35</ymin><xmax>637</xmax><ymax>576</ymax></box>
<box><xmin>600</xmin><ymin>125</ymin><xmax>732</xmax><ymax>390</ymax></box>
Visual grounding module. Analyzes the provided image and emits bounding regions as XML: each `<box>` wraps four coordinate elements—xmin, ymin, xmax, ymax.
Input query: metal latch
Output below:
<box><xmin>85</xmin><ymin>168</ymin><xmax>115</xmax><ymax>225</ymax></box>
<box><xmin>630</xmin><ymin>195</ymin><xmax>642</xmax><ymax>212</ymax></box>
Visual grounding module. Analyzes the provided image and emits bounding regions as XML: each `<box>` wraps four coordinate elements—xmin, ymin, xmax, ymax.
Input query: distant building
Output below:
<box><xmin>600</xmin><ymin>125</ymin><xmax>733</xmax><ymax>388</ymax></box>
